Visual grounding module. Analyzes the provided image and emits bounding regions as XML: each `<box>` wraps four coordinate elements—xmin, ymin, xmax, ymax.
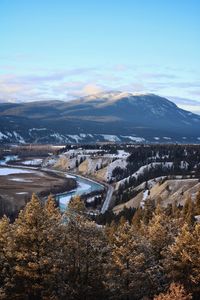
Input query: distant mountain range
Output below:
<box><xmin>0</xmin><ymin>92</ymin><xmax>200</xmax><ymax>144</ymax></box>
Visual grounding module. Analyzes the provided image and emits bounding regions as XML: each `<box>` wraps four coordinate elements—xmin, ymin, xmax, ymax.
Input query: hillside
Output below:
<box><xmin>0</xmin><ymin>92</ymin><xmax>200</xmax><ymax>144</ymax></box>
<box><xmin>113</xmin><ymin>178</ymin><xmax>200</xmax><ymax>214</ymax></box>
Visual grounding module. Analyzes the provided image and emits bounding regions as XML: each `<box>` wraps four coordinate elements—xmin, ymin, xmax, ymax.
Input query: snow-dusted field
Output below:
<box><xmin>105</xmin><ymin>158</ymin><xmax>128</xmax><ymax>181</ymax></box>
<box><xmin>21</xmin><ymin>159</ymin><xmax>43</xmax><ymax>166</ymax></box>
<box><xmin>16</xmin><ymin>192</ymin><xmax>28</xmax><ymax>195</ymax></box>
<box><xmin>0</xmin><ymin>167</ymin><xmax>34</xmax><ymax>176</ymax></box>
<box><xmin>10</xmin><ymin>178</ymin><xmax>33</xmax><ymax>182</ymax></box>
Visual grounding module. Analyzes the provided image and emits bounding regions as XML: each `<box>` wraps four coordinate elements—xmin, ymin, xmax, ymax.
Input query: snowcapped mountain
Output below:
<box><xmin>0</xmin><ymin>92</ymin><xmax>200</xmax><ymax>144</ymax></box>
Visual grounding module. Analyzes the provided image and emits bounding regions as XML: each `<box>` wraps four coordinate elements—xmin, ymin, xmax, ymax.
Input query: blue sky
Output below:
<box><xmin>0</xmin><ymin>0</ymin><xmax>200</xmax><ymax>112</ymax></box>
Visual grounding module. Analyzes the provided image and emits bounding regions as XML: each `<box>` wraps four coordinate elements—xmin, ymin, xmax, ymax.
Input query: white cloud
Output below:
<box><xmin>82</xmin><ymin>84</ymin><xmax>103</xmax><ymax>95</ymax></box>
<box><xmin>0</xmin><ymin>65</ymin><xmax>200</xmax><ymax>113</ymax></box>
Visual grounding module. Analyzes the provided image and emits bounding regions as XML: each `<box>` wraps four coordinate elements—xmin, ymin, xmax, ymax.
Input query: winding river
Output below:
<box><xmin>57</xmin><ymin>174</ymin><xmax>104</xmax><ymax>211</ymax></box>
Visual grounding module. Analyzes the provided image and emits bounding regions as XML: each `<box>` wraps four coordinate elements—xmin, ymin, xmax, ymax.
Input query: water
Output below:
<box><xmin>0</xmin><ymin>155</ymin><xmax>18</xmax><ymax>165</ymax></box>
<box><xmin>0</xmin><ymin>155</ymin><xmax>104</xmax><ymax>211</ymax></box>
<box><xmin>57</xmin><ymin>175</ymin><xmax>104</xmax><ymax>211</ymax></box>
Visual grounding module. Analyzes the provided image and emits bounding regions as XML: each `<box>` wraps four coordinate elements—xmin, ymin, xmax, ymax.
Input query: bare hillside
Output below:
<box><xmin>113</xmin><ymin>178</ymin><xmax>200</xmax><ymax>214</ymax></box>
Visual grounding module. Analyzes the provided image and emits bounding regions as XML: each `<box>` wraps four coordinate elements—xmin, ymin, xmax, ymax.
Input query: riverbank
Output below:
<box><xmin>0</xmin><ymin>155</ymin><xmax>111</xmax><ymax>216</ymax></box>
<box><xmin>0</xmin><ymin>164</ymin><xmax>76</xmax><ymax>218</ymax></box>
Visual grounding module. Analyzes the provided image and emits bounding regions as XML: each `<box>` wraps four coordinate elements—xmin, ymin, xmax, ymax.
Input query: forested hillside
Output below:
<box><xmin>1</xmin><ymin>192</ymin><xmax>200</xmax><ymax>299</ymax></box>
<box><xmin>0</xmin><ymin>93</ymin><xmax>200</xmax><ymax>144</ymax></box>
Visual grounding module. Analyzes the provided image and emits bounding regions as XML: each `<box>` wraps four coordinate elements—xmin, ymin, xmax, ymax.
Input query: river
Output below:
<box><xmin>0</xmin><ymin>155</ymin><xmax>18</xmax><ymax>165</ymax></box>
<box><xmin>0</xmin><ymin>155</ymin><xmax>104</xmax><ymax>211</ymax></box>
<box><xmin>57</xmin><ymin>174</ymin><xmax>104</xmax><ymax>211</ymax></box>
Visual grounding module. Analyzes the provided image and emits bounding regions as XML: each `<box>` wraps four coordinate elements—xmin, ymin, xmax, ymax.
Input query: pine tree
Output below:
<box><xmin>42</xmin><ymin>194</ymin><xmax>66</xmax><ymax>299</ymax></box>
<box><xmin>2</xmin><ymin>194</ymin><xmax>64</xmax><ymax>299</ymax></box>
<box><xmin>0</xmin><ymin>216</ymin><xmax>11</xmax><ymax>296</ymax></box>
<box><xmin>144</xmin><ymin>206</ymin><xmax>175</xmax><ymax>259</ymax></box>
<box><xmin>63</xmin><ymin>196</ymin><xmax>108</xmax><ymax>299</ymax></box>
<box><xmin>164</xmin><ymin>223</ymin><xmax>200</xmax><ymax>296</ymax></box>
<box><xmin>142</xmin><ymin>198</ymin><xmax>156</xmax><ymax>224</ymax></box>
<box><xmin>68</xmin><ymin>195</ymin><xmax>86</xmax><ymax>215</ymax></box>
<box><xmin>171</xmin><ymin>200</ymin><xmax>180</xmax><ymax>218</ymax></box>
<box><xmin>105</xmin><ymin>220</ymin><xmax>117</xmax><ymax>243</ymax></box>
<box><xmin>44</xmin><ymin>194</ymin><xmax>61</xmax><ymax>222</ymax></box>
<box><xmin>107</xmin><ymin>221</ymin><xmax>157</xmax><ymax>299</ymax></box>
<box><xmin>182</xmin><ymin>196</ymin><xmax>195</xmax><ymax>226</ymax></box>
<box><xmin>131</xmin><ymin>207</ymin><xmax>143</xmax><ymax>229</ymax></box>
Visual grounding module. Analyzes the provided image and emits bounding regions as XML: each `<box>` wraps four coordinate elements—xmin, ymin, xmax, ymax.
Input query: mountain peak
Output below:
<box><xmin>78</xmin><ymin>91</ymin><xmax>178</xmax><ymax>112</ymax></box>
<box><xmin>82</xmin><ymin>91</ymin><xmax>156</xmax><ymax>101</ymax></box>
<box><xmin>0</xmin><ymin>92</ymin><xmax>200</xmax><ymax>144</ymax></box>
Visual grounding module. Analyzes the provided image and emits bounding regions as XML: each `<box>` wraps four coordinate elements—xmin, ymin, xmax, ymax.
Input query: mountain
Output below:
<box><xmin>0</xmin><ymin>92</ymin><xmax>200</xmax><ymax>144</ymax></box>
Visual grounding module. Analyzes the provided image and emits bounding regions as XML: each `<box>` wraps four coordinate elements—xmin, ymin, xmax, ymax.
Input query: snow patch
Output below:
<box><xmin>67</xmin><ymin>135</ymin><xmax>83</xmax><ymax>143</ymax></box>
<box><xmin>121</xmin><ymin>136</ymin><xmax>145</xmax><ymax>142</ymax></box>
<box><xmin>101</xmin><ymin>134</ymin><xmax>121</xmax><ymax>142</ymax></box>
<box><xmin>140</xmin><ymin>190</ymin><xmax>149</xmax><ymax>208</ymax></box>
<box><xmin>13</xmin><ymin>131</ymin><xmax>25</xmax><ymax>143</ymax></box>
<box><xmin>21</xmin><ymin>159</ymin><xmax>43</xmax><ymax>166</ymax></box>
<box><xmin>16</xmin><ymin>192</ymin><xmax>28</xmax><ymax>195</ymax></box>
<box><xmin>10</xmin><ymin>178</ymin><xmax>33</xmax><ymax>182</ymax></box>
<box><xmin>0</xmin><ymin>132</ymin><xmax>8</xmax><ymax>140</ymax></box>
<box><xmin>0</xmin><ymin>167</ymin><xmax>33</xmax><ymax>176</ymax></box>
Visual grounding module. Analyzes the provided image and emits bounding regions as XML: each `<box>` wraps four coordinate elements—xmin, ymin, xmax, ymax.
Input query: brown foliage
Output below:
<box><xmin>154</xmin><ymin>282</ymin><xmax>192</xmax><ymax>300</ymax></box>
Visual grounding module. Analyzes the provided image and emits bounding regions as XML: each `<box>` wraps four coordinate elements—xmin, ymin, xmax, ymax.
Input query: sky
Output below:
<box><xmin>0</xmin><ymin>0</ymin><xmax>200</xmax><ymax>113</ymax></box>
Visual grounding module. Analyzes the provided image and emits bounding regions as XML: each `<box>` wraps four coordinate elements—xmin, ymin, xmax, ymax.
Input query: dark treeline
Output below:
<box><xmin>1</xmin><ymin>192</ymin><xmax>200</xmax><ymax>299</ymax></box>
<box><xmin>112</xmin><ymin>144</ymin><xmax>200</xmax><ymax>206</ymax></box>
<box><xmin>0</xmin><ymin>144</ymin><xmax>62</xmax><ymax>159</ymax></box>
<box><xmin>10</xmin><ymin>144</ymin><xmax>59</xmax><ymax>157</ymax></box>
<box><xmin>114</xmin><ymin>144</ymin><xmax>200</xmax><ymax>183</ymax></box>
<box><xmin>114</xmin><ymin>169</ymin><xmax>200</xmax><ymax>206</ymax></box>
<box><xmin>58</xmin><ymin>143</ymin><xmax>119</xmax><ymax>155</ymax></box>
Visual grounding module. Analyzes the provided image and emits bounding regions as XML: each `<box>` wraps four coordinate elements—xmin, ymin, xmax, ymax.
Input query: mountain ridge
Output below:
<box><xmin>0</xmin><ymin>92</ymin><xmax>200</xmax><ymax>144</ymax></box>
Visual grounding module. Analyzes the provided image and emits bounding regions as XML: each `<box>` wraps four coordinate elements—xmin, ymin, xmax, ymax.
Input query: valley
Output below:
<box><xmin>0</xmin><ymin>146</ymin><xmax>106</xmax><ymax>218</ymax></box>
<box><xmin>2</xmin><ymin>1</ymin><xmax>200</xmax><ymax>298</ymax></box>
<box><xmin>1</xmin><ymin>143</ymin><xmax>200</xmax><ymax>222</ymax></box>
<box><xmin>0</xmin><ymin>159</ymin><xmax>76</xmax><ymax>218</ymax></box>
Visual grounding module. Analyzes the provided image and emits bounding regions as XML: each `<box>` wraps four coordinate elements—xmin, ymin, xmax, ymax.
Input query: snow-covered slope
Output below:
<box><xmin>0</xmin><ymin>92</ymin><xmax>200</xmax><ymax>144</ymax></box>
<box><xmin>113</xmin><ymin>178</ymin><xmax>200</xmax><ymax>214</ymax></box>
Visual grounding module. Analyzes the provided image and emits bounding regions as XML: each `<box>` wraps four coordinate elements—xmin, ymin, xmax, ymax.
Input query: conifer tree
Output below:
<box><xmin>164</xmin><ymin>223</ymin><xmax>200</xmax><ymax>296</ymax></box>
<box><xmin>105</xmin><ymin>220</ymin><xmax>117</xmax><ymax>243</ymax></box>
<box><xmin>145</xmin><ymin>205</ymin><xmax>175</xmax><ymax>259</ymax></box>
<box><xmin>182</xmin><ymin>196</ymin><xmax>195</xmax><ymax>226</ymax></box>
<box><xmin>63</xmin><ymin>196</ymin><xmax>108</xmax><ymax>299</ymax></box>
<box><xmin>131</xmin><ymin>207</ymin><xmax>143</xmax><ymax>229</ymax></box>
<box><xmin>107</xmin><ymin>221</ymin><xmax>157</xmax><ymax>299</ymax></box>
<box><xmin>2</xmin><ymin>194</ymin><xmax>64</xmax><ymax>300</ymax></box>
<box><xmin>42</xmin><ymin>194</ymin><xmax>66</xmax><ymax>298</ymax></box>
<box><xmin>142</xmin><ymin>198</ymin><xmax>156</xmax><ymax>224</ymax></box>
<box><xmin>44</xmin><ymin>194</ymin><xmax>60</xmax><ymax>218</ymax></box>
<box><xmin>0</xmin><ymin>216</ymin><xmax>11</xmax><ymax>295</ymax></box>
<box><xmin>171</xmin><ymin>200</ymin><xmax>180</xmax><ymax>218</ymax></box>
